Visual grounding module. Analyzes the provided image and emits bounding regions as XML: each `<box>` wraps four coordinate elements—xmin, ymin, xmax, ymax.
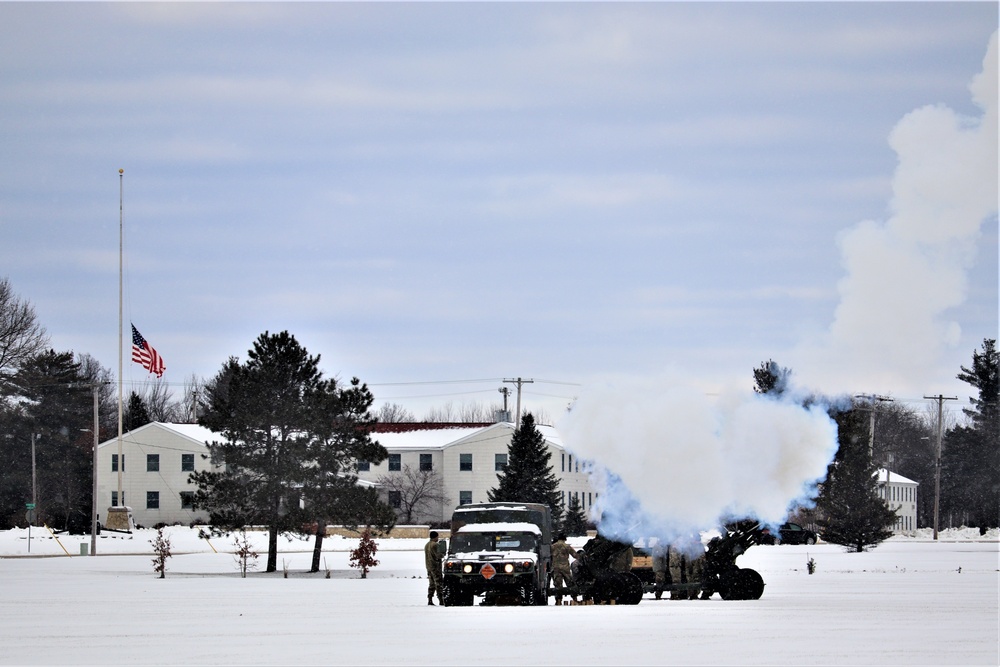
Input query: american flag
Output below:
<box><xmin>131</xmin><ymin>324</ymin><xmax>165</xmax><ymax>378</ymax></box>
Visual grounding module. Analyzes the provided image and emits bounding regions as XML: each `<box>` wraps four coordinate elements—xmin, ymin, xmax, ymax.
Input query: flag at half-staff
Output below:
<box><xmin>131</xmin><ymin>323</ymin><xmax>165</xmax><ymax>377</ymax></box>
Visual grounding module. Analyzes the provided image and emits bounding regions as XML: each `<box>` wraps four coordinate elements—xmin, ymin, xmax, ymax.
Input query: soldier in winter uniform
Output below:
<box><xmin>652</xmin><ymin>542</ymin><xmax>669</xmax><ymax>600</ymax></box>
<box><xmin>551</xmin><ymin>533</ymin><xmax>577</xmax><ymax>605</ymax></box>
<box><xmin>425</xmin><ymin>531</ymin><xmax>444</xmax><ymax>605</ymax></box>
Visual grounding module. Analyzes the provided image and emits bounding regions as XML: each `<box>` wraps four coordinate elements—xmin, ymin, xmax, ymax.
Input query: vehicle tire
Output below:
<box><xmin>620</xmin><ymin>573</ymin><xmax>645</xmax><ymax>605</ymax></box>
<box><xmin>719</xmin><ymin>568</ymin><xmax>765</xmax><ymax>600</ymax></box>
<box><xmin>805</xmin><ymin>536</ymin><xmax>817</xmax><ymax>545</ymax></box>
<box><xmin>534</xmin><ymin>581</ymin><xmax>549</xmax><ymax>606</ymax></box>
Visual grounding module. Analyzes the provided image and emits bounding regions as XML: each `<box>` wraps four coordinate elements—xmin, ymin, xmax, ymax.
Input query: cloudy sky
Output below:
<box><xmin>1</xmin><ymin>3</ymin><xmax>996</xmax><ymax>419</ymax></box>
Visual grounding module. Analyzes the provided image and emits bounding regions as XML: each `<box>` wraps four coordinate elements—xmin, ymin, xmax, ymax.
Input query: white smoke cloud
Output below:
<box><xmin>793</xmin><ymin>31</ymin><xmax>998</xmax><ymax>395</ymax></box>
<box><xmin>558</xmin><ymin>372</ymin><xmax>840</xmax><ymax>550</ymax></box>
<box><xmin>558</xmin><ymin>33</ymin><xmax>997</xmax><ymax>546</ymax></box>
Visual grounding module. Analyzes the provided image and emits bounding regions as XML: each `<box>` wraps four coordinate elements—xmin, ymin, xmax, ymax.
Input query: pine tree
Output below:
<box><xmin>941</xmin><ymin>339</ymin><xmax>999</xmax><ymax>530</ymax></box>
<box><xmin>753</xmin><ymin>359</ymin><xmax>791</xmax><ymax>396</ymax></box>
<box><xmin>488</xmin><ymin>413</ymin><xmax>563</xmax><ymax>527</ymax></box>
<box><xmin>816</xmin><ymin>405</ymin><xmax>896</xmax><ymax>552</ymax></box>
<box><xmin>193</xmin><ymin>331</ymin><xmax>334</xmax><ymax>572</ymax></box>
<box><xmin>124</xmin><ymin>391</ymin><xmax>151</xmax><ymax>431</ymax></box>
<box><xmin>563</xmin><ymin>494</ymin><xmax>588</xmax><ymax>536</ymax></box>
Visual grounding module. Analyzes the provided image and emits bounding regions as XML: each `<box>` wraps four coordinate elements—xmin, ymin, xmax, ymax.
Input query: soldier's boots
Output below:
<box><xmin>555</xmin><ymin>599</ymin><xmax>562</xmax><ymax>606</ymax></box>
<box><xmin>428</xmin><ymin>596</ymin><xmax>435</xmax><ymax>606</ymax></box>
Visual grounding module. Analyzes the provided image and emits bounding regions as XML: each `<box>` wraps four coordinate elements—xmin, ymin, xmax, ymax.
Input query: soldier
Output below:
<box><xmin>652</xmin><ymin>542</ymin><xmax>668</xmax><ymax>600</ymax></box>
<box><xmin>551</xmin><ymin>533</ymin><xmax>576</xmax><ymax>605</ymax></box>
<box><xmin>425</xmin><ymin>531</ymin><xmax>444</xmax><ymax>606</ymax></box>
<box><xmin>667</xmin><ymin>544</ymin><xmax>687</xmax><ymax>600</ymax></box>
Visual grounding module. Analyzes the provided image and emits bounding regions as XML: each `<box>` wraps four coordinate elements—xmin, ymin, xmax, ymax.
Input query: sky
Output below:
<box><xmin>1</xmin><ymin>2</ymin><xmax>996</xmax><ymax>421</ymax></box>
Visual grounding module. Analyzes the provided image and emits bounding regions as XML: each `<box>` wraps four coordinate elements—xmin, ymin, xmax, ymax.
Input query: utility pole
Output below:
<box><xmin>91</xmin><ymin>383</ymin><xmax>99</xmax><ymax>556</ymax></box>
<box><xmin>503</xmin><ymin>377</ymin><xmax>534</xmax><ymax>427</ymax></box>
<box><xmin>30</xmin><ymin>432</ymin><xmax>38</xmax><ymax>523</ymax></box>
<box><xmin>924</xmin><ymin>394</ymin><xmax>957</xmax><ymax>541</ymax></box>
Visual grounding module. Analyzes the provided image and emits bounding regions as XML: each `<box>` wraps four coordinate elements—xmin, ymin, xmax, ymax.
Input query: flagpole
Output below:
<box><xmin>117</xmin><ymin>168</ymin><xmax>124</xmax><ymax>507</ymax></box>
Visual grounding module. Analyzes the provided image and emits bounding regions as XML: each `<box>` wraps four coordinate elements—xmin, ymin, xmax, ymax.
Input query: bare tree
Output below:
<box><xmin>181</xmin><ymin>374</ymin><xmax>205</xmax><ymax>422</ymax></box>
<box><xmin>0</xmin><ymin>277</ymin><xmax>48</xmax><ymax>378</ymax></box>
<box><xmin>144</xmin><ymin>378</ymin><xmax>180</xmax><ymax>422</ymax></box>
<box><xmin>377</xmin><ymin>465</ymin><xmax>447</xmax><ymax>524</ymax></box>
<box><xmin>375</xmin><ymin>402</ymin><xmax>415</xmax><ymax>423</ymax></box>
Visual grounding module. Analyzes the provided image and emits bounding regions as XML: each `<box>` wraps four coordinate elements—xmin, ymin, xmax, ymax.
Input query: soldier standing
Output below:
<box><xmin>551</xmin><ymin>533</ymin><xmax>576</xmax><ymax>605</ymax></box>
<box><xmin>652</xmin><ymin>542</ymin><xmax>668</xmax><ymax>600</ymax></box>
<box><xmin>667</xmin><ymin>544</ymin><xmax>687</xmax><ymax>600</ymax></box>
<box><xmin>425</xmin><ymin>531</ymin><xmax>444</xmax><ymax>606</ymax></box>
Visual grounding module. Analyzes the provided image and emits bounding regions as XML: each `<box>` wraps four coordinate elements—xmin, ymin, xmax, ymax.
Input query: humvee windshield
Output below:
<box><xmin>452</xmin><ymin>532</ymin><xmax>539</xmax><ymax>553</ymax></box>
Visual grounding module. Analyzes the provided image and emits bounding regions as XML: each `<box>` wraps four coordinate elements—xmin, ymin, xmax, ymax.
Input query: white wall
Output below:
<box><xmin>96</xmin><ymin>423</ymin><xmax>217</xmax><ymax>528</ymax></box>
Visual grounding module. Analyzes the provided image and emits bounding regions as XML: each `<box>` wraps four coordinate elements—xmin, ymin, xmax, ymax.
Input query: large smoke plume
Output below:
<box><xmin>559</xmin><ymin>32</ymin><xmax>997</xmax><ymax>548</ymax></box>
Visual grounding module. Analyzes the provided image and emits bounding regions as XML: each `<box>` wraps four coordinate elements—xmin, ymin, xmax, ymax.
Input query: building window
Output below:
<box><xmin>146</xmin><ymin>491</ymin><xmax>159</xmax><ymax>510</ymax></box>
<box><xmin>111</xmin><ymin>454</ymin><xmax>125</xmax><ymax>472</ymax></box>
<box><xmin>180</xmin><ymin>491</ymin><xmax>195</xmax><ymax>509</ymax></box>
<box><xmin>561</xmin><ymin>453</ymin><xmax>565</xmax><ymax>472</ymax></box>
<box><xmin>111</xmin><ymin>491</ymin><xmax>125</xmax><ymax>506</ymax></box>
<box><xmin>147</xmin><ymin>454</ymin><xmax>160</xmax><ymax>472</ymax></box>
<box><xmin>495</xmin><ymin>453</ymin><xmax>507</xmax><ymax>471</ymax></box>
<box><xmin>388</xmin><ymin>454</ymin><xmax>401</xmax><ymax>471</ymax></box>
<box><xmin>419</xmin><ymin>454</ymin><xmax>433</xmax><ymax>471</ymax></box>
<box><xmin>459</xmin><ymin>491</ymin><xmax>472</xmax><ymax>506</ymax></box>
<box><xmin>357</xmin><ymin>460</ymin><xmax>370</xmax><ymax>472</ymax></box>
<box><xmin>181</xmin><ymin>454</ymin><xmax>195</xmax><ymax>472</ymax></box>
<box><xmin>460</xmin><ymin>453</ymin><xmax>473</xmax><ymax>471</ymax></box>
<box><xmin>388</xmin><ymin>490</ymin><xmax>402</xmax><ymax>508</ymax></box>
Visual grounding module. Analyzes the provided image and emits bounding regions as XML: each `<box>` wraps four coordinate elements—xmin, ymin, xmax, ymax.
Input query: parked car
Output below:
<box><xmin>776</xmin><ymin>523</ymin><xmax>818</xmax><ymax>545</ymax></box>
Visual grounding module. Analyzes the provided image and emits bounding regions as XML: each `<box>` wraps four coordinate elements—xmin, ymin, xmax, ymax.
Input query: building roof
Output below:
<box><xmin>371</xmin><ymin>421</ymin><xmax>565</xmax><ymax>451</ymax></box>
<box><xmin>97</xmin><ymin>421</ymin><xmax>219</xmax><ymax>449</ymax></box>
<box><xmin>877</xmin><ymin>468</ymin><xmax>918</xmax><ymax>485</ymax></box>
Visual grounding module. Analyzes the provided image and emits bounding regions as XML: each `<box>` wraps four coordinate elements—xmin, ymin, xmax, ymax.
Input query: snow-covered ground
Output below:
<box><xmin>1</xmin><ymin>527</ymin><xmax>996</xmax><ymax>665</ymax></box>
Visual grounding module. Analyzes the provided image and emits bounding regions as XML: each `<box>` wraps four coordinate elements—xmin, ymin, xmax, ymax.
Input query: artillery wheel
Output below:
<box><xmin>719</xmin><ymin>568</ymin><xmax>765</xmax><ymax>600</ymax></box>
<box><xmin>618</xmin><ymin>573</ymin><xmax>645</xmax><ymax>605</ymax></box>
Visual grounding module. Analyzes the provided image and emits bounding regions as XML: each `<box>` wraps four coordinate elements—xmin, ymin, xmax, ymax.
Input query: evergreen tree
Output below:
<box><xmin>562</xmin><ymin>494</ymin><xmax>588</xmax><ymax>536</ymax></box>
<box><xmin>753</xmin><ymin>359</ymin><xmax>791</xmax><ymax>396</ymax></box>
<box><xmin>301</xmin><ymin>376</ymin><xmax>393</xmax><ymax>573</ymax></box>
<box><xmin>941</xmin><ymin>339</ymin><xmax>999</xmax><ymax>530</ymax></box>
<box><xmin>124</xmin><ymin>391</ymin><xmax>151</xmax><ymax>431</ymax></box>
<box><xmin>816</xmin><ymin>404</ymin><xmax>896</xmax><ymax>551</ymax></box>
<box><xmin>488</xmin><ymin>413</ymin><xmax>563</xmax><ymax>527</ymax></box>
<box><xmin>193</xmin><ymin>331</ymin><xmax>336</xmax><ymax>572</ymax></box>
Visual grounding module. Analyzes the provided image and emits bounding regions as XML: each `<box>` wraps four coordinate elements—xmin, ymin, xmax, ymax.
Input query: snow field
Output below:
<box><xmin>0</xmin><ymin>528</ymin><xmax>996</xmax><ymax>665</ymax></box>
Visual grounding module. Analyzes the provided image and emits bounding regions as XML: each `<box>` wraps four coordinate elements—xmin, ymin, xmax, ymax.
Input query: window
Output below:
<box><xmin>388</xmin><ymin>490</ymin><xmax>402</xmax><ymax>509</ymax></box>
<box><xmin>181</xmin><ymin>454</ymin><xmax>195</xmax><ymax>472</ymax></box>
<box><xmin>388</xmin><ymin>454</ymin><xmax>401</xmax><ymax>471</ymax></box>
<box><xmin>419</xmin><ymin>454</ymin><xmax>433</xmax><ymax>472</ymax></box>
<box><xmin>111</xmin><ymin>454</ymin><xmax>125</xmax><ymax>472</ymax></box>
<box><xmin>459</xmin><ymin>491</ymin><xmax>472</xmax><ymax>506</ymax></box>
<box><xmin>561</xmin><ymin>453</ymin><xmax>565</xmax><ymax>472</ymax></box>
<box><xmin>460</xmin><ymin>453</ymin><xmax>473</xmax><ymax>471</ymax></box>
<box><xmin>146</xmin><ymin>491</ymin><xmax>159</xmax><ymax>510</ymax></box>
<box><xmin>357</xmin><ymin>460</ymin><xmax>370</xmax><ymax>472</ymax></box>
<box><xmin>495</xmin><ymin>453</ymin><xmax>507</xmax><ymax>471</ymax></box>
<box><xmin>111</xmin><ymin>491</ymin><xmax>125</xmax><ymax>506</ymax></box>
<box><xmin>180</xmin><ymin>491</ymin><xmax>195</xmax><ymax>509</ymax></box>
<box><xmin>146</xmin><ymin>454</ymin><xmax>160</xmax><ymax>472</ymax></box>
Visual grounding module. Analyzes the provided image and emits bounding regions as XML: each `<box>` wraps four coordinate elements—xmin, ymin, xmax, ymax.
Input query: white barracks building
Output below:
<box><xmin>358</xmin><ymin>421</ymin><xmax>595</xmax><ymax>524</ymax></box>
<box><xmin>96</xmin><ymin>421</ymin><xmax>595</xmax><ymax>529</ymax></box>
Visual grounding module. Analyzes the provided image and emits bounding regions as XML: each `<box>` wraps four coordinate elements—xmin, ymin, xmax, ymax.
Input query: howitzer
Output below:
<box><xmin>557</xmin><ymin>534</ymin><xmax>644</xmax><ymax>605</ymax></box>
<box><xmin>697</xmin><ymin>520</ymin><xmax>767</xmax><ymax>600</ymax></box>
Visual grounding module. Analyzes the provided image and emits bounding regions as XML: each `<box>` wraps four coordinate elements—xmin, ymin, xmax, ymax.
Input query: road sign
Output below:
<box><xmin>25</xmin><ymin>509</ymin><xmax>35</xmax><ymax>525</ymax></box>
<box><xmin>26</xmin><ymin>503</ymin><xmax>35</xmax><ymax>509</ymax></box>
